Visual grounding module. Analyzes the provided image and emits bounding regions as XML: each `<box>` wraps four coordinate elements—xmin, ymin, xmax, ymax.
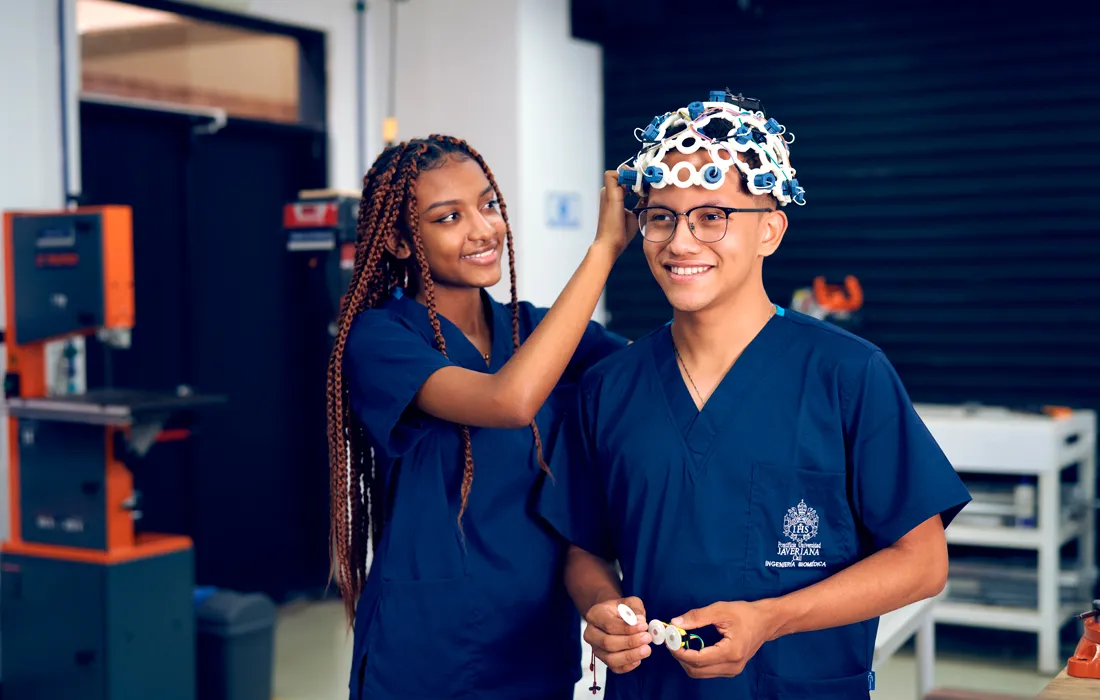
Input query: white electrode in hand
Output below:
<box><xmin>617</xmin><ymin>603</ymin><xmax>640</xmax><ymax>627</ymax></box>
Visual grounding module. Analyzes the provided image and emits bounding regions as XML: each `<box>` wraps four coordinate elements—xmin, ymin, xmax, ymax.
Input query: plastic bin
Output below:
<box><xmin>194</xmin><ymin>588</ymin><xmax>277</xmax><ymax>700</ymax></box>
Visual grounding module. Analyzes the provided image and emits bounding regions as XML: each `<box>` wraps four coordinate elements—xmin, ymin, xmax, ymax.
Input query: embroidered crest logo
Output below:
<box><xmin>765</xmin><ymin>499</ymin><xmax>825</xmax><ymax>569</ymax></box>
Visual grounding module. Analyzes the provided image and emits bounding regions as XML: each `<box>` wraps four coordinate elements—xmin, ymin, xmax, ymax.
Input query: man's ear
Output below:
<box><xmin>758</xmin><ymin>208</ymin><xmax>788</xmax><ymax>258</ymax></box>
<box><xmin>384</xmin><ymin>230</ymin><xmax>412</xmax><ymax>260</ymax></box>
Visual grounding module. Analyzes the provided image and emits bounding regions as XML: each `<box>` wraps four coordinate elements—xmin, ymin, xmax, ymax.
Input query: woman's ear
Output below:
<box><xmin>384</xmin><ymin>231</ymin><xmax>412</xmax><ymax>260</ymax></box>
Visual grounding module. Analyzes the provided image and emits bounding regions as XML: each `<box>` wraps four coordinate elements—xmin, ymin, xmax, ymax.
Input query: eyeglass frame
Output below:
<box><xmin>633</xmin><ymin>204</ymin><xmax>775</xmax><ymax>243</ymax></box>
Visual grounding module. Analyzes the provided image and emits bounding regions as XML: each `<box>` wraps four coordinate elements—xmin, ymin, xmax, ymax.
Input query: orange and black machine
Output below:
<box><xmin>282</xmin><ymin>189</ymin><xmax>360</xmax><ymax>334</ymax></box>
<box><xmin>1</xmin><ymin>207</ymin><xmax>220</xmax><ymax>700</ymax></box>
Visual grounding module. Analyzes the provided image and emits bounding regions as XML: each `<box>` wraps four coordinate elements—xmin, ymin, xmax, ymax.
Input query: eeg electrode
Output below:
<box><xmin>617</xmin><ymin>89</ymin><xmax>805</xmax><ymax>207</ymax></box>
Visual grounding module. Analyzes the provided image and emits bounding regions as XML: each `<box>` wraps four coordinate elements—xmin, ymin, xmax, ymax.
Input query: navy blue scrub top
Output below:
<box><xmin>539</xmin><ymin>306</ymin><xmax>971</xmax><ymax>700</ymax></box>
<box><xmin>344</xmin><ymin>288</ymin><xmax>626</xmax><ymax>700</ymax></box>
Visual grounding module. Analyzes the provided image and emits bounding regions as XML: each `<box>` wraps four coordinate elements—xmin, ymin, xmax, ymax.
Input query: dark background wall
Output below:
<box><xmin>81</xmin><ymin>102</ymin><xmax>332</xmax><ymax>601</ymax></box>
<box><xmin>576</xmin><ymin>0</ymin><xmax>1100</xmax><ymax>412</ymax></box>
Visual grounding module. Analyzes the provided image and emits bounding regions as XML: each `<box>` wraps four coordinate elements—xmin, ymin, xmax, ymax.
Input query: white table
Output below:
<box><xmin>575</xmin><ymin>596</ymin><xmax>940</xmax><ymax>699</ymax></box>
<box><xmin>915</xmin><ymin>404</ymin><xmax>1097</xmax><ymax>675</ymax></box>
<box><xmin>874</xmin><ymin>596</ymin><xmax>940</xmax><ymax>699</ymax></box>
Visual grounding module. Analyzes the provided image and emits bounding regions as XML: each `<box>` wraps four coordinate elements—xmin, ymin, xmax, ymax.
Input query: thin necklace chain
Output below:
<box><xmin>672</xmin><ymin>304</ymin><xmax>777</xmax><ymax>406</ymax></box>
<box><xmin>672</xmin><ymin>340</ymin><xmax>704</xmax><ymax>404</ymax></box>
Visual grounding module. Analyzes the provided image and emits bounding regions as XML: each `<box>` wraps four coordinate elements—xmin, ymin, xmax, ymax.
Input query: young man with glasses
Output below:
<box><xmin>537</xmin><ymin>92</ymin><xmax>970</xmax><ymax>699</ymax></box>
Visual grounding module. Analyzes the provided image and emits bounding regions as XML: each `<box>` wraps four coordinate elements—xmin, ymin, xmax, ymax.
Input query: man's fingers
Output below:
<box><xmin>584</xmin><ymin>621</ymin><xmax>649</xmax><ymax>652</ymax></box>
<box><xmin>670</xmin><ymin>639</ymin><xmax>745</xmax><ymax>678</ymax></box>
<box><xmin>671</xmin><ymin>604</ymin><xmax>715</xmax><ymax>631</ymax></box>
<box><xmin>621</xmin><ymin>596</ymin><xmax>647</xmax><ymax>622</ymax></box>
<box><xmin>676</xmin><ymin>660</ymin><xmax>745</xmax><ymax>679</ymax></box>
<box><xmin>599</xmin><ymin>643</ymin><xmax>651</xmax><ymax>673</ymax></box>
<box><xmin>583</xmin><ymin>597</ymin><xmax>650</xmax><ymax>674</ymax></box>
<box><xmin>589</xmin><ymin>602</ymin><xmax>646</xmax><ymax>636</ymax></box>
<box><xmin>600</xmin><ymin>629</ymin><xmax>652</xmax><ymax>653</ymax></box>
<box><xmin>670</xmin><ymin>643</ymin><xmax>730</xmax><ymax>668</ymax></box>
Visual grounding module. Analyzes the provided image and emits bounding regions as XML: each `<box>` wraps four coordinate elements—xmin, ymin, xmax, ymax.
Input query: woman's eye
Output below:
<box><xmin>435</xmin><ymin>212</ymin><xmax>458</xmax><ymax>224</ymax></box>
<box><xmin>484</xmin><ymin>200</ymin><xmax>500</xmax><ymax>211</ymax></box>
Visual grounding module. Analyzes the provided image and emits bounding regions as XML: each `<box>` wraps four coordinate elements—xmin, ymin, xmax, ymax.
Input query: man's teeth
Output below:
<box><xmin>670</xmin><ymin>266</ymin><xmax>710</xmax><ymax>276</ymax></box>
<box><xmin>464</xmin><ymin>249</ymin><xmax>494</xmax><ymax>259</ymax></box>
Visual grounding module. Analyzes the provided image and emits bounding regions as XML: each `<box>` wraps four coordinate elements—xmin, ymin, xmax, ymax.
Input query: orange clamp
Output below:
<box><xmin>812</xmin><ymin>275</ymin><xmax>863</xmax><ymax>313</ymax></box>
<box><xmin>1068</xmin><ymin>611</ymin><xmax>1100</xmax><ymax>679</ymax></box>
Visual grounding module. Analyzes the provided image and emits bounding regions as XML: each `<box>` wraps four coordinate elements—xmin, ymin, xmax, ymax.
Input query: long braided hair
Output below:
<box><xmin>327</xmin><ymin>135</ymin><xmax>549</xmax><ymax>624</ymax></box>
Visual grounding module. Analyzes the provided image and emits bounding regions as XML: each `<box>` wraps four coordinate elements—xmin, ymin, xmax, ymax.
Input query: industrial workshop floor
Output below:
<box><xmin>272</xmin><ymin>599</ymin><xmax>1056</xmax><ymax>700</ymax></box>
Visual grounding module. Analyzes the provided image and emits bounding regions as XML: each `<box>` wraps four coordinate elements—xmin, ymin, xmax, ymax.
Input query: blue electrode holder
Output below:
<box><xmin>783</xmin><ymin>178</ymin><xmax>806</xmax><ymax>205</ymax></box>
<box><xmin>618</xmin><ymin>169</ymin><xmax>639</xmax><ymax>187</ymax></box>
<box><xmin>754</xmin><ymin>173</ymin><xmax>777</xmax><ymax>189</ymax></box>
<box><xmin>641</xmin><ymin>112</ymin><xmax>672</xmax><ymax>142</ymax></box>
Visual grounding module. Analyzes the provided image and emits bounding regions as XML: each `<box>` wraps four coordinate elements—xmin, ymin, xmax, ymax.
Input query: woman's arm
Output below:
<box><xmin>414</xmin><ymin>171</ymin><xmax>636</xmax><ymax>429</ymax></box>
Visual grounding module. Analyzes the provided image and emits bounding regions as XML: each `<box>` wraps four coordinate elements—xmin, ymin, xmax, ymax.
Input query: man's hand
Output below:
<box><xmin>584</xmin><ymin>596</ymin><xmax>653</xmax><ymax>674</ymax></box>
<box><xmin>667</xmin><ymin>601</ymin><xmax>777</xmax><ymax>679</ymax></box>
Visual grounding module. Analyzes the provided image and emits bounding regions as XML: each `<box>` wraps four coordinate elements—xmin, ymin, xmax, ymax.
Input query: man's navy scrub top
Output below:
<box><xmin>344</xmin><ymin>288</ymin><xmax>627</xmax><ymax>700</ymax></box>
<box><xmin>538</xmin><ymin>306</ymin><xmax>971</xmax><ymax>700</ymax></box>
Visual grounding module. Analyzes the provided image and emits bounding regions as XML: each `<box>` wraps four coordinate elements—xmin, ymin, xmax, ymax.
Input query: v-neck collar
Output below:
<box><xmin>650</xmin><ymin>305</ymin><xmax>794</xmax><ymax>480</ymax></box>
<box><xmin>389</xmin><ymin>288</ymin><xmax>511</xmax><ymax>372</ymax></box>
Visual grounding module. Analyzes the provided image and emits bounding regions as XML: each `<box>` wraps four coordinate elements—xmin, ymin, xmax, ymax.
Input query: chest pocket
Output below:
<box><xmin>742</xmin><ymin>462</ymin><xmax>857</xmax><ymax>594</ymax></box>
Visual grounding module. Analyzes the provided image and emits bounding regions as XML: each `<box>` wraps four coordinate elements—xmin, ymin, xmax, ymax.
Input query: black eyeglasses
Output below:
<box><xmin>634</xmin><ymin>205</ymin><xmax>774</xmax><ymax>243</ymax></box>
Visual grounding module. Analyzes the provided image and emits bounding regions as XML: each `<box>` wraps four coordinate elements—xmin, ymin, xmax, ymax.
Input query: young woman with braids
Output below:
<box><xmin>328</xmin><ymin>134</ymin><xmax>635</xmax><ymax>700</ymax></box>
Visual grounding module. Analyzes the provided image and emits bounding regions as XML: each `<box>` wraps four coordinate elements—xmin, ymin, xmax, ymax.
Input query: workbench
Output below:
<box><xmin>1039</xmin><ymin>668</ymin><xmax>1100</xmax><ymax>698</ymax></box>
<box><xmin>874</xmin><ymin>595</ymin><xmax>939</xmax><ymax>699</ymax></box>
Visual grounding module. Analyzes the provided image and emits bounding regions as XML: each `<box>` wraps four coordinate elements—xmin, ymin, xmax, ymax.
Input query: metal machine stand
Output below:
<box><xmin>1</xmin><ymin>207</ymin><xmax>222</xmax><ymax>700</ymax></box>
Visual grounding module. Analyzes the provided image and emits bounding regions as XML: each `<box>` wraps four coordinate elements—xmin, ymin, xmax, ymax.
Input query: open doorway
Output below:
<box><xmin>75</xmin><ymin>0</ymin><xmax>333</xmax><ymax>602</ymax></box>
<box><xmin>78</xmin><ymin>0</ymin><xmax>303</xmax><ymax>123</ymax></box>
<box><xmin>76</xmin><ymin>0</ymin><xmax>325</xmax><ymax>126</ymax></box>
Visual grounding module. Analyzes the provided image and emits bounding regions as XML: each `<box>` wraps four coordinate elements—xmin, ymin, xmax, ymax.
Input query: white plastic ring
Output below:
<box><xmin>674</xmin><ymin>132</ymin><xmax>704</xmax><ymax>155</ymax></box>
<box><xmin>666</xmin><ymin>626</ymin><xmax>683</xmax><ymax>651</ymax></box>
<box><xmin>709</xmin><ymin>143</ymin><xmax>737</xmax><ymax>167</ymax></box>
<box><xmin>648</xmin><ymin>619</ymin><xmax>666</xmax><ymax>646</ymax></box>
<box><xmin>669</xmin><ymin>161</ymin><xmax>695</xmax><ymax>187</ymax></box>
<box><xmin>617</xmin><ymin>604</ymin><xmax>638</xmax><ymax>627</ymax></box>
